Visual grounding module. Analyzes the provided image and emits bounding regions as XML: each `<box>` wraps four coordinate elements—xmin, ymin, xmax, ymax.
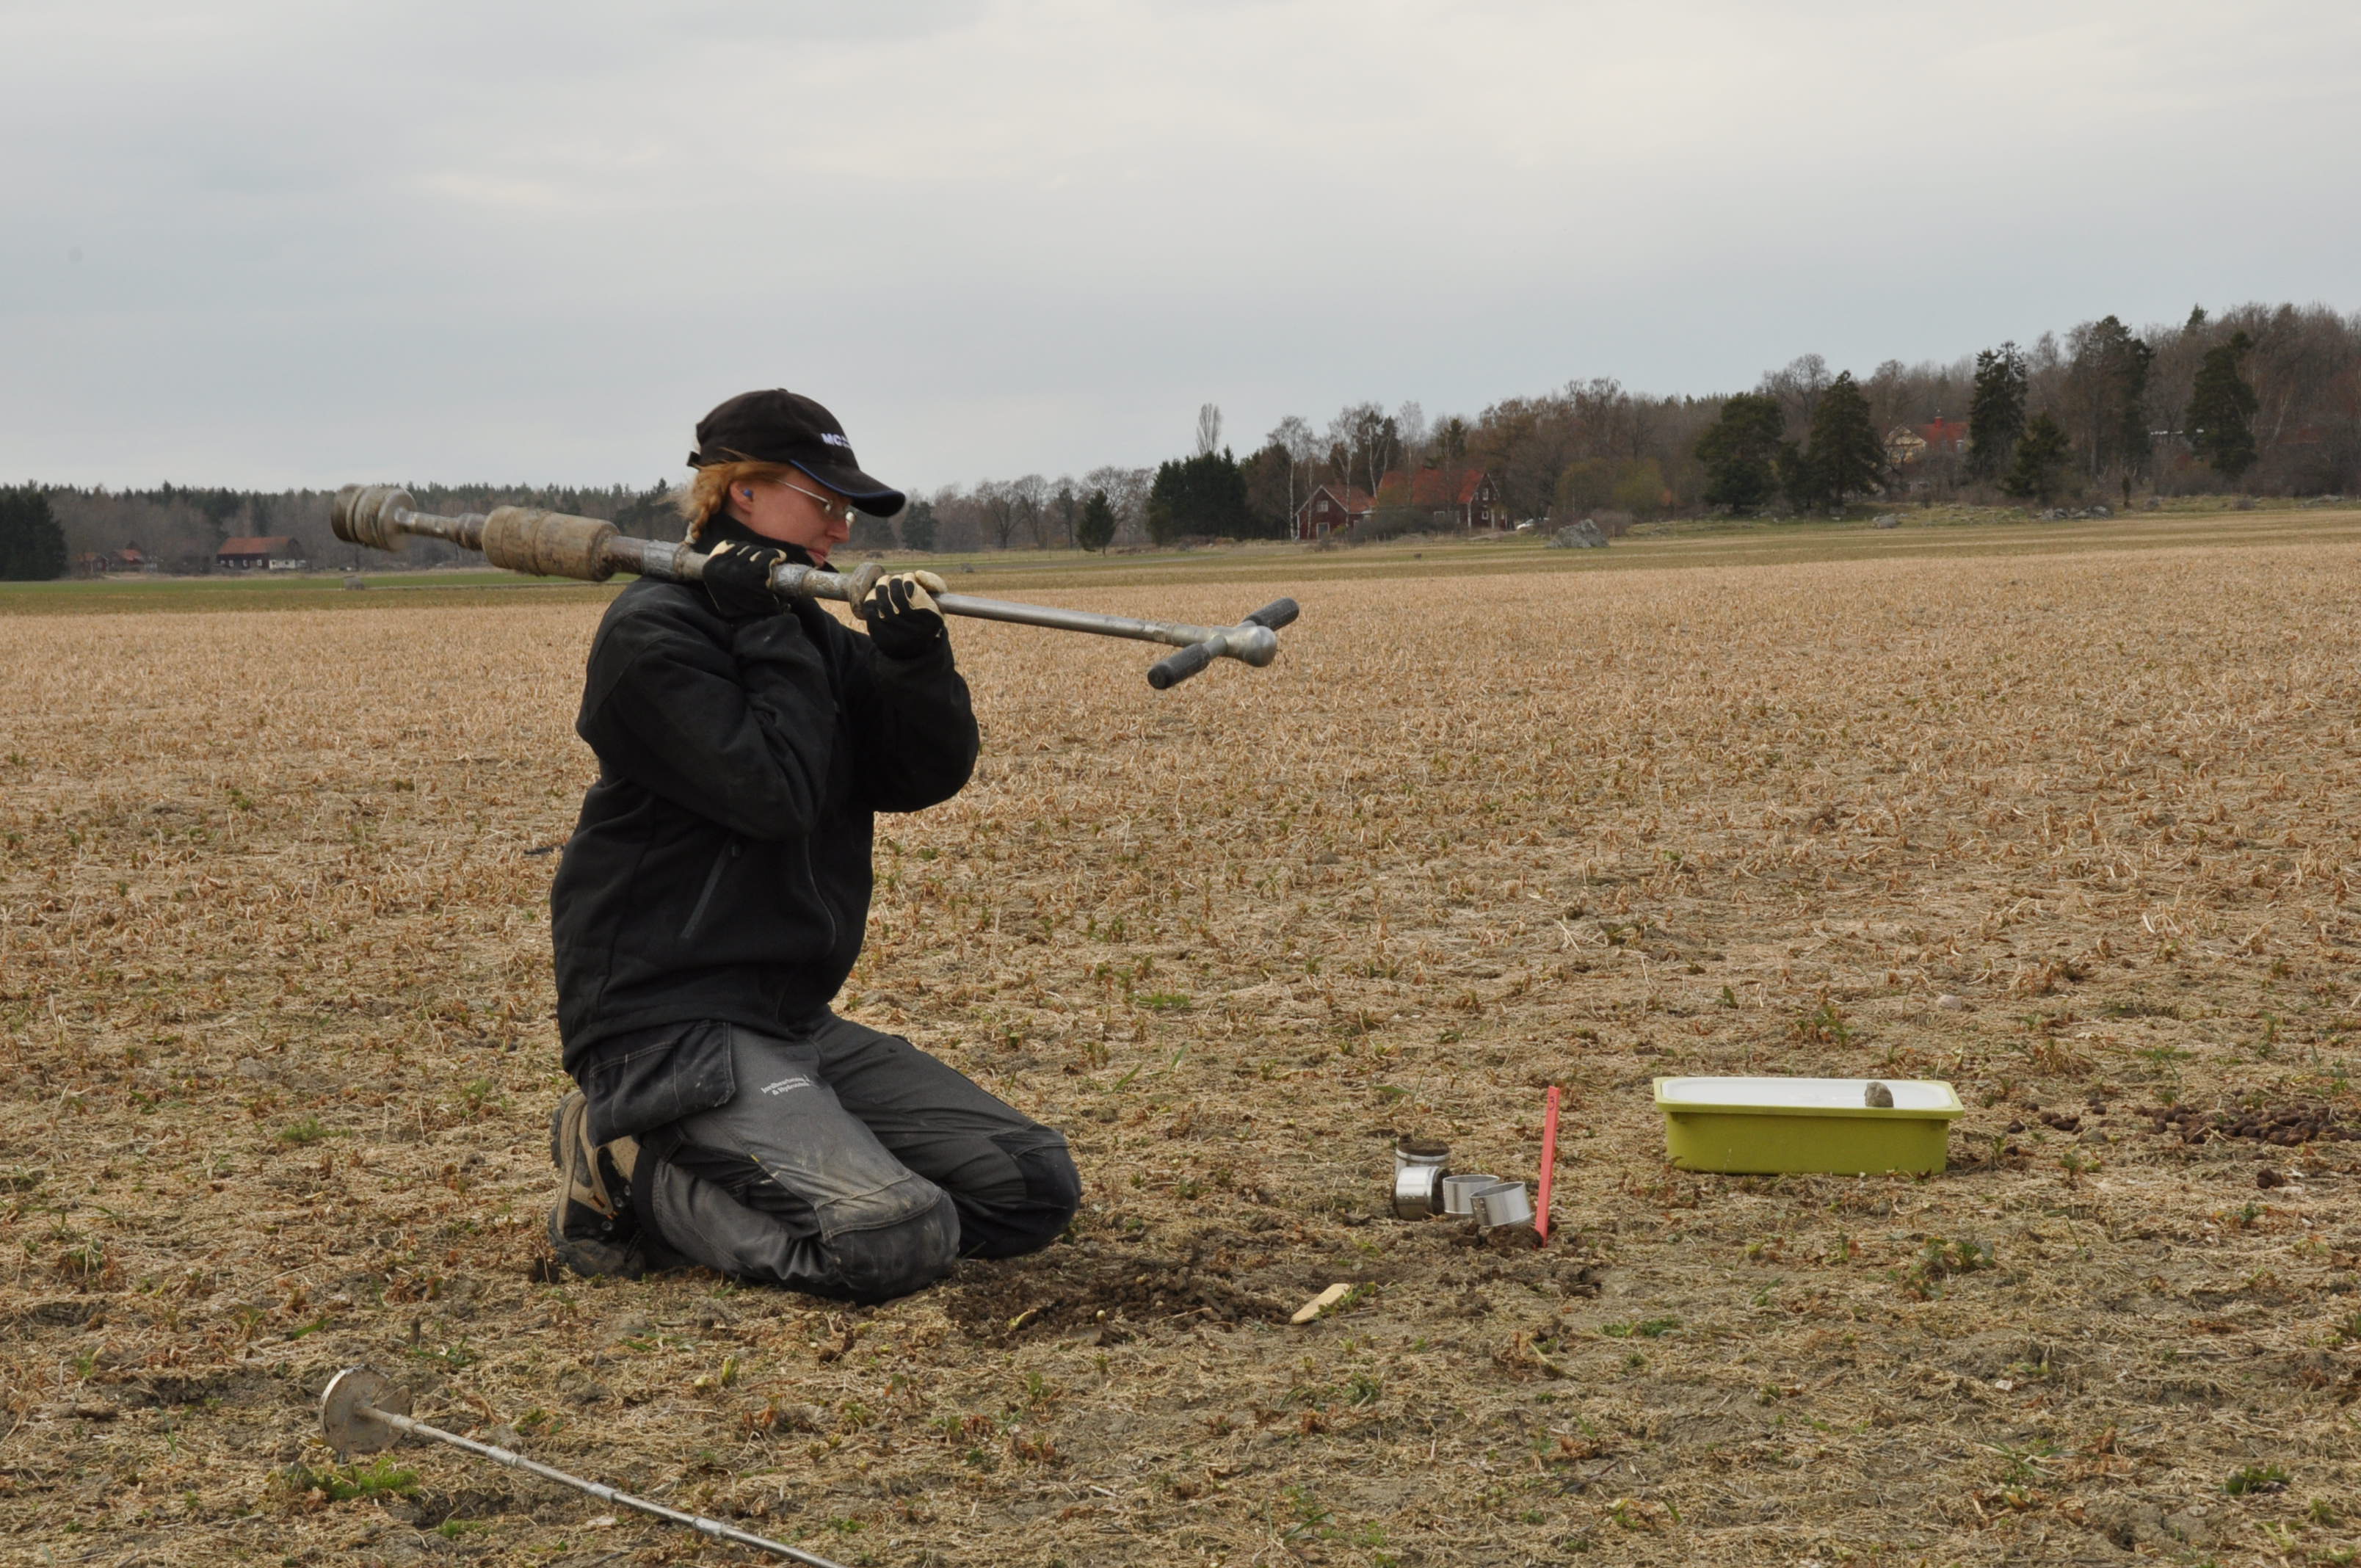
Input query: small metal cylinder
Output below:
<box><xmin>1390</xmin><ymin>1138</ymin><xmax>1449</xmax><ymax>1220</ymax></box>
<box><xmin>1440</xmin><ymin>1173</ymin><xmax>1500</xmax><ymax>1218</ymax></box>
<box><xmin>1392</xmin><ymin>1163</ymin><xmax>1446</xmax><ymax>1219</ymax></box>
<box><xmin>1393</xmin><ymin>1137</ymin><xmax>1448</xmax><ymax>1175</ymax></box>
<box><xmin>1471</xmin><ymin>1180</ymin><xmax>1536</xmax><ymax>1231</ymax></box>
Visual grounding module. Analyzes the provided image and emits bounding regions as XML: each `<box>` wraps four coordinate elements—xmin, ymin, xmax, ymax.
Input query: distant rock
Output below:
<box><xmin>1873</xmin><ymin>515</ymin><xmax>1900</xmax><ymax>529</ymax></box>
<box><xmin>1548</xmin><ymin>520</ymin><xmax>1609</xmax><ymax>550</ymax></box>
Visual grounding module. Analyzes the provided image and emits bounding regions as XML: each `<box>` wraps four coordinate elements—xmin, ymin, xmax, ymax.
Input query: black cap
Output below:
<box><xmin>687</xmin><ymin>390</ymin><xmax>906</xmax><ymax>516</ymax></box>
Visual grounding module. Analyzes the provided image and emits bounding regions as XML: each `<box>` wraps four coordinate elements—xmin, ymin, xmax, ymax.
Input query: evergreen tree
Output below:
<box><xmin>0</xmin><ymin>487</ymin><xmax>68</xmax><ymax>580</ymax></box>
<box><xmin>899</xmin><ymin>497</ymin><xmax>938</xmax><ymax>553</ymax></box>
<box><xmin>1966</xmin><ymin>343</ymin><xmax>2028</xmax><ymax>479</ymax></box>
<box><xmin>2001</xmin><ymin>413</ymin><xmax>2072</xmax><ymax>504</ymax></box>
<box><xmin>1804</xmin><ymin>371</ymin><xmax>1884</xmax><ymax>508</ymax></box>
<box><xmin>1694</xmin><ymin>392</ymin><xmax>1785</xmax><ymax>512</ymax></box>
<box><xmin>1147</xmin><ymin>449</ymin><xmax>1250</xmax><ymax>542</ymax></box>
<box><xmin>1777</xmin><ymin>440</ymin><xmax>1818</xmax><ymax>513</ymax></box>
<box><xmin>848</xmin><ymin>512</ymin><xmax>897</xmax><ymax>551</ymax></box>
<box><xmin>1076</xmin><ymin>489</ymin><xmax>1117</xmax><ymax>553</ymax></box>
<box><xmin>1145</xmin><ymin>496</ymin><xmax>1178</xmax><ymax>547</ymax></box>
<box><xmin>2065</xmin><ymin>315</ymin><xmax>2153</xmax><ymax>479</ymax></box>
<box><xmin>614</xmin><ymin>479</ymin><xmax>677</xmax><ymax>538</ymax></box>
<box><xmin>2187</xmin><ymin>331</ymin><xmax>2260</xmax><ymax>483</ymax></box>
<box><xmin>1237</xmin><ymin>443</ymin><xmax>1296</xmax><ymax>537</ymax></box>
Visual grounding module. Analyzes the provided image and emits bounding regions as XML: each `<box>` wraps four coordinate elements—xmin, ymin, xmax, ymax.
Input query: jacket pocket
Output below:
<box><xmin>679</xmin><ymin>838</ymin><xmax>741</xmax><ymax>943</ymax></box>
<box><xmin>581</xmin><ymin>1020</ymin><xmax>737</xmax><ymax>1141</ymax></box>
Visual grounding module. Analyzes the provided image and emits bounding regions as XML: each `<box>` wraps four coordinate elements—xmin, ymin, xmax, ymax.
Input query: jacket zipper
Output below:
<box><xmin>680</xmin><ymin>838</ymin><xmax>739</xmax><ymax>941</ymax></box>
<box><xmin>799</xmin><ymin>838</ymin><xmax>840</xmax><ymax>950</ymax></box>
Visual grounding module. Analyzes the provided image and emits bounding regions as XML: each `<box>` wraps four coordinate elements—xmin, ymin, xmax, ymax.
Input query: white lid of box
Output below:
<box><xmin>1654</xmin><ymin>1076</ymin><xmax>1962</xmax><ymax>1114</ymax></box>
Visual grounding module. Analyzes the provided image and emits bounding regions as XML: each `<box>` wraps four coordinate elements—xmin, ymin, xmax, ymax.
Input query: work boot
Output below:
<box><xmin>547</xmin><ymin>1090</ymin><xmax>643</xmax><ymax>1278</ymax></box>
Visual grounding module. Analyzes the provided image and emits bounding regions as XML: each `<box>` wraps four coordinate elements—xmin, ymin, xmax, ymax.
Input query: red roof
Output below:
<box><xmin>1296</xmin><ymin>485</ymin><xmax>1373</xmax><ymax>517</ymax></box>
<box><xmin>1377</xmin><ymin>468</ymin><xmax>1488</xmax><ymax>507</ymax></box>
<box><xmin>1919</xmin><ymin>418</ymin><xmax>1968</xmax><ymax>452</ymax></box>
<box><xmin>217</xmin><ymin>536</ymin><xmax>297</xmax><ymax>555</ymax></box>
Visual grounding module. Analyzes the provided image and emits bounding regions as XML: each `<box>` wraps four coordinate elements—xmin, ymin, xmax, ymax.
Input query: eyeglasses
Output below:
<box><xmin>777</xmin><ymin>478</ymin><xmax>858</xmax><ymax>529</ymax></box>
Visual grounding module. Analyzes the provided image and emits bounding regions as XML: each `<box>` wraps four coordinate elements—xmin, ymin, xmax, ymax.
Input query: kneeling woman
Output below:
<box><xmin>544</xmin><ymin>388</ymin><xmax>1079</xmax><ymax>1301</ymax></box>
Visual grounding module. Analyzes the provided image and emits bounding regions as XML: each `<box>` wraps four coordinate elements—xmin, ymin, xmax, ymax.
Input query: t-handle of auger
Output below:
<box><xmin>1147</xmin><ymin>598</ymin><xmax>1300</xmax><ymax>691</ymax></box>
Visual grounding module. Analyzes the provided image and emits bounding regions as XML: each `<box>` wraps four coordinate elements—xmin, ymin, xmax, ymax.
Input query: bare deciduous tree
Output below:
<box><xmin>975</xmin><ymin>479</ymin><xmax>1021</xmax><ymax>550</ymax></box>
<box><xmin>1266</xmin><ymin>414</ymin><xmax>1321</xmax><ymax>537</ymax></box>
<box><xmin>1084</xmin><ymin>464</ymin><xmax>1153</xmax><ymax>545</ymax></box>
<box><xmin>1009</xmin><ymin>473</ymin><xmax>1050</xmax><ymax>548</ymax></box>
<box><xmin>1327</xmin><ymin>402</ymin><xmax>1399</xmax><ymax>499</ymax></box>
<box><xmin>1394</xmin><ymin>400</ymin><xmax>1428</xmax><ymax>469</ymax></box>
<box><xmin>1194</xmin><ymin>403</ymin><xmax>1222</xmax><ymax>458</ymax></box>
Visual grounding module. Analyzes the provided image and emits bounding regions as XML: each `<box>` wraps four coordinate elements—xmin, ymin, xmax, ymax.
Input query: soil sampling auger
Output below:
<box><xmin>332</xmin><ymin>484</ymin><xmax>1299</xmax><ymax>689</ymax></box>
<box><xmin>319</xmin><ymin>1367</ymin><xmax>847</xmax><ymax>1566</ymax></box>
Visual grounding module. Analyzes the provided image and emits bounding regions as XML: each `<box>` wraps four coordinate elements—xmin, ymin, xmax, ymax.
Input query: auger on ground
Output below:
<box><xmin>331</xmin><ymin>484</ymin><xmax>1299</xmax><ymax>689</ymax></box>
<box><xmin>320</xmin><ymin>1366</ymin><xmax>847</xmax><ymax>1567</ymax></box>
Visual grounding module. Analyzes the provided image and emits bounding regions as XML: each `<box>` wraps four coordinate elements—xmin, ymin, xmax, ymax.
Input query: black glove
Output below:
<box><xmin>702</xmin><ymin>540</ymin><xmax>789</xmax><ymax>621</ymax></box>
<box><xmin>857</xmin><ymin>570</ymin><xmax>948</xmax><ymax>659</ymax></box>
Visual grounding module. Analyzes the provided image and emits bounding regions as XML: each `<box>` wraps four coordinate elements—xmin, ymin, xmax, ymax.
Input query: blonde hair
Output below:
<box><xmin>675</xmin><ymin>460</ymin><xmax>802</xmax><ymax>544</ymax></box>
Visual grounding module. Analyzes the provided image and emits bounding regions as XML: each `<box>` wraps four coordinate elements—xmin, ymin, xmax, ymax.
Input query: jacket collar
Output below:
<box><xmin>698</xmin><ymin>512</ymin><xmax>817</xmax><ymax>568</ymax></box>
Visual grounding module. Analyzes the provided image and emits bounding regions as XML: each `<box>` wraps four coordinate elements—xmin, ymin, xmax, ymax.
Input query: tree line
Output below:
<box><xmin>8</xmin><ymin>300</ymin><xmax>2357</xmax><ymax>578</ymax></box>
<box><xmin>919</xmin><ymin>300</ymin><xmax>2357</xmax><ymax>550</ymax></box>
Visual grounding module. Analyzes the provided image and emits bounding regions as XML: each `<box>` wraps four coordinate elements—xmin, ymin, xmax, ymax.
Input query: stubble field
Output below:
<box><xmin>6</xmin><ymin>517</ymin><xmax>2361</xmax><ymax>1568</ymax></box>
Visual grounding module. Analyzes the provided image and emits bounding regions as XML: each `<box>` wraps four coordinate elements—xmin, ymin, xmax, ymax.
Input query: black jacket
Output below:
<box><xmin>551</xmin><ymin>570</ymin><xmax>979</xmax><ymax>1100</ymax></box>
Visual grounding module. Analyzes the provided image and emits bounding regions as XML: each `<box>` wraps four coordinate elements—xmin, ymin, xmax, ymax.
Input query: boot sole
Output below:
<box><xmin>547</xmin><ymin>1092</ymin><xmax>642</xmax><ymax>1279</ymax></box>
<box><xmin>545</xmin><ymin>1204</ymin><xmax>644</xmax><ymax>1279</ymax></box>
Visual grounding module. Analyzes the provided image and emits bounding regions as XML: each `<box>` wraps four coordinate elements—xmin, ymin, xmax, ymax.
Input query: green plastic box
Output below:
<box><xmin>1653</xmin><ymin>1076</ymin><xmax>1965</xmax><ymax>1175</ymax></box>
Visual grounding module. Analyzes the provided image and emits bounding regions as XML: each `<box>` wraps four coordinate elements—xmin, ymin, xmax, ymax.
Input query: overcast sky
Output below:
<box><xmin>4</xmin><ymin>0</ymin><xmax>2356</xmax><ymax>494</ymax></box>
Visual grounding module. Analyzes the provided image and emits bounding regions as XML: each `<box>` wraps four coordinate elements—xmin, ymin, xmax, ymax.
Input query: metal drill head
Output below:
<box><xmin>330</xmin><ymin>485</ymin><xmax>416</xmax><ymax>553</ymax></box>
<box><xmin>320</xmin><ymin>1365</ymin><xmax>410</xmax><ymax>1458</ymax></box>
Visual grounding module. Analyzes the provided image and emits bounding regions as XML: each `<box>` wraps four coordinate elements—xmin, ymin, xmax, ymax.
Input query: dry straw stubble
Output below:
<box><xmin>4</xmin><ymin>534</ymin><xmax>2361</xmax><ymax>1564</ymax></box>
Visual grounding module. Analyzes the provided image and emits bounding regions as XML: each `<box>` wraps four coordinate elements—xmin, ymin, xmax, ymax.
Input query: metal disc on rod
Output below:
<box><xmin>321</xmin><ymin>1365</ymin><xmax>409</xmax><ymax>1456</ymax></box>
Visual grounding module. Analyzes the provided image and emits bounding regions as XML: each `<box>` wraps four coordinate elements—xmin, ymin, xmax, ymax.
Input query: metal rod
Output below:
<box><xmin>932</xmin><ymin>590</ymin><xmax>1266</xmax><ymax>656</ymax></box>
<box><xmin>351</xmin><ymin>1396</ymin><xmax>845</xmax><ymax>1567</ymax></box>
<box><xmin>638</xmin><ymin>534</ymin><xmax>1282</xmax><ymax>664</ymax></box>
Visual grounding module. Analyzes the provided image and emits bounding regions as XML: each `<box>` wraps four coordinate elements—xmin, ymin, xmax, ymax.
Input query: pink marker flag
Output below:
<box><xmin>1537</xmin><ymin>1085</ymin><xmax>1562</xmax><ymax>1244</ymax></box>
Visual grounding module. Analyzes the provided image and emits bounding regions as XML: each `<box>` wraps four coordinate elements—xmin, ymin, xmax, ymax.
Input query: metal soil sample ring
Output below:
<box><xmin>1393</xmin><ymin>1163</ymin><xmax>1447</xmax><ymax>1219</ymax></box>
<box><xmin>1471</xmin><ymin>1180</ymin><xmax>1536</xmax><ymax>1230</ymax></box>
<box><xmin>1390</xmin><ymin>1137</ymin><xmax>1450</xmax><ymax>1219</ymax></box>
<box><xmin>1440</xmin><ymin>1173</ymin><xmax>1501</xmax><ymax>1217</ymax></box>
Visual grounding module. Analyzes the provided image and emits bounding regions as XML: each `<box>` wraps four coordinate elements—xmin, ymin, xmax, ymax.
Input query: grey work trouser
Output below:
<box><xmin>627</xmin><ymin>1015</ymin><xmax>1081</xmax><ymax>1302</ymax></box>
